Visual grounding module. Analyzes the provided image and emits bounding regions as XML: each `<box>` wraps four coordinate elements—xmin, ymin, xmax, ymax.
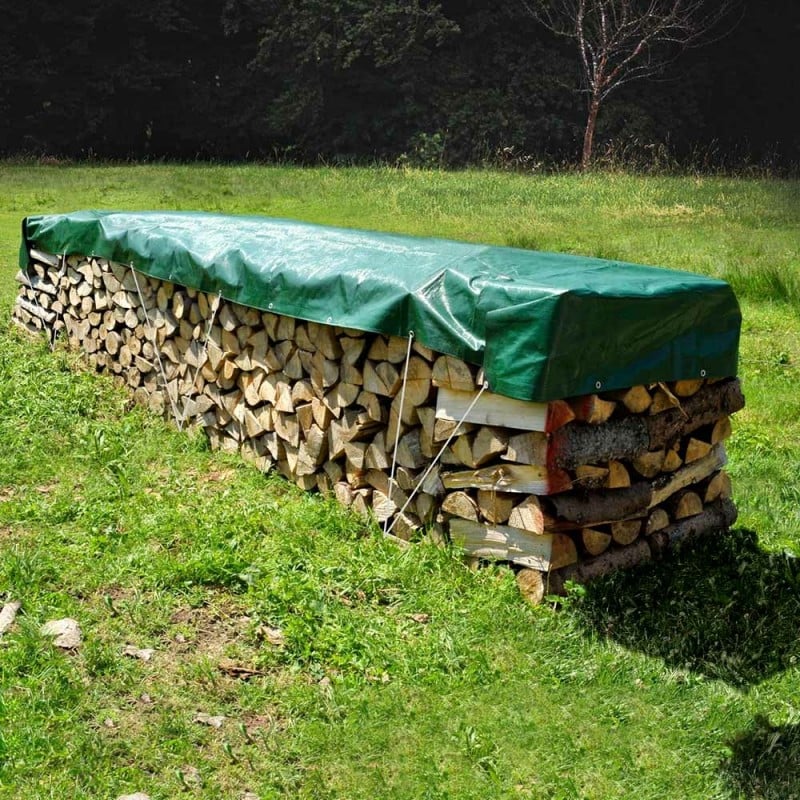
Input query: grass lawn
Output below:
<box><xmin>1</xmin><ymin>164</ymin><xmax>799</xmax><ymax>799</ymax></box>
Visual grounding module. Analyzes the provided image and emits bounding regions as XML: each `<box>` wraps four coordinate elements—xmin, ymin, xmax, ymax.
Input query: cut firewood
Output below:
<box><xmin>606</xmin><ymin>460</ymin><xmax>631</xmax><ymax>488</ymax></box>
<box><xmin>436</xmin><ymin>386</ymin><xmax>574</xmax><ymax>433</ymax></box>
<box><xmin>507</xmin><ymin>496</ymin><xmax>545</xmax><ymax>534</ymax></box>
<box><xmin>672</xmin><ymin>491</ymin><xmax>704</xmax><ymax>520</ymax></box>
<box><xmin>711</xmin><ymin>416</ymin><xmax>732</xmax><ymax>444</ymax></box>
<box><xmin>672</xmin><ymin>379</ymin><xmax>704</xmax><ymax>397</ymax></box>
<box><xmin>662</xmin><ymin>448</ymin><xmax>683</xmax><ymax>472</ymax></box>
<box><xmin>644</xmin><ymin>508</ymin><xmax>670</xmax><ymax>536</ymax></box>
<box><xmin>632</xmin><ymin>449</ymin><xmax>665</xmax><ymax>478</ymax></box>
<box><xmin>649</xmin><ymin>498</ymin><xmax>737</xmax><ymax>557</ymax></box>
<box><xmin>363</xmin><ymin>360</ymin><xmax>401</xmax><ymax>397</ymax></box>
<box><xmin>476</xmin><ymin>490</ymin><xmax>515</xmax><ymax>525</ymax></box>
<box><xmin>581</xmin><ymin>528</ymin><xmax>612</xmax><ymax>556</ymax></box>
<box><xmin>704</xmin><ymin>470</ymin><xmax>732</xmax><ymax>503</ymax></box>
<box><xmin>570</xmin><ymin>394</ymin><xmax>616</xmax><ymax>424</ymax></box>
<box><xmin>684</xmin><ymin>437</ymin><xmax>712</xmax><ymax>463</ymax></box>
<box><xmin>549</xmin><ymin>380</ymin><xmax>743</xmax><ymax>468</ymax></box>
<box><xmin>574</xmin><ymin>465</ymin><xmax>609</xmax><ymax>488</ymax></box>
<box><xmin>611</xmin><ymin>518</ymin><xmax>641</xmax><ymax>546</ymax></box>
<box><xmin>502</xmin><ymin>431</ymin><xmax>547</xmax><ymax>466</ymax></box>
<box><xmin>443</xmin><ymin>463</ymin><xmax>571</xmax><ymax>496</ymax></box>
<box><xmin>431</xmin><ymin>355</ymin><xmax>475</xmax><ymax>392</ymax></box>
<box><xmin>471</xmin><ymin>426</ymin><xmax>508</xmax><ymax>466</ymax></box>
<box><xmin>614</xmin><ymin>384</ymin><xmax>652</xmax><ymax>414</ymax></box>
<box><xmin>441</xmin><ymin>491</ymin><xmax>480</xmax><ymax>521</ymax></box>
<box><xmin>558</xmin><ymin>539</ymin><xmax>651</xmax><ymax>585</ymax></box>
<box><xmin>650</xmin><ymin>384</ymin><xmax>681</xmax><ymax>415</ymax></box>
<box><xmin>516</xmin><ymin>568</ymin><xmax>546</xmax><ymax>605</ymax></box>
<box><xmin>449</xmin><ymin>518</ymin><xmax>577</xmax><ymax>571</ymax></box>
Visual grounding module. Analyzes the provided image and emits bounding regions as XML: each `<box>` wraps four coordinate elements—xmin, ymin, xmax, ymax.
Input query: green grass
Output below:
<box><xmin>1</xmin><ymin>164</ymin><xmax>799</xmax><ymax>799</ymax></box>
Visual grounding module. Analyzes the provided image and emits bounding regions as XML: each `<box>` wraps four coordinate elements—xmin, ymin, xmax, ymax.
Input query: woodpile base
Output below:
<box><xmin>13</xmin><ymin>251</ymin><xmax>744</xmax><ymax>599</ymax></box>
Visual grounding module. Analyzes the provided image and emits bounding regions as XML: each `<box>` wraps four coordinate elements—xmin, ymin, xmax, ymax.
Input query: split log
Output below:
<box><xmin>613</xmin><ymin>384</ymin><xmax>652</xmax><ymax>414</ymax></box>
<box><xmin>671</xmin><ymin>491</ymin><xmax>704</xmax><ymax>520</ymax></box>
<box><xmin>644</xmin><ymin>508</ymin><xmax>670</xmax><ymax>536</ymax></box>
<box><xmin>558</xmin><ymin>539</ymin><xmax>652</xmax><ymax>584</ymax></box>
<box><xmin>672</xmin><ymin>379</ymin><xmax>704</xmax><ymax>397</ymax></box>
<box><xmin>581</xmin><ymin>528</ymin><xmax>612</xmax><ymax>556</ymax></box>
<box><xmin>574</xmin><ymin>465</ymin><xmax>609</xmax><ymax>488</ymax></box>
<box><xmin>437</xmin><ymin>386</ymin><xmax>575</xmax><ymax>433</ymax></box>
<box><xmin>503</xmin><ymin>431</ymin><xmax>547</xmax><ymax>466</ymax></box>
<box><xmin>516</xmin><ymin>568</ymin><xmax>546</xmax><ymax>605</ymax></box>
<box><xmin>443</xmin><ymin>463</ymin><xmax>571</xmax><ymax>496</ymax></box>
<box><xmin>549</xmin><ymin>379</ymin><xmax>743</xmax><ymax>468</ymax></box>
<box><xmin>441</xmin><ymin>491</ymin><xmax>479</xmax><ymax>521</ymax></box>
<box><xmin>685</xmin><ymin>437</ymin><xmax>712</xmax><ymax>463</ymax></box>
<box><xmin>549</xmin><ymin>443</ymin><xmax>726</xmax><ymax>526</ymax></box>
<box><xmin>432</xmin><ymin>355</ymin><xmax>476</xmax><ymax>392</ymax></box>
<box><xmin>606</xmin><ymin>461</ymin><xmax>631</xmax><ymax>488</ymax></box>
<box><xmin>570</xmin><ymin>394</ymin><xmax>616</xmax><ymax>424</ymax></box>
<box><xmin>507</xmin><ymin>496</ymin><xmax>545</xmax><ymax>534</ymax></box>
<box><xmin>611</xmin><ymin>518</ymin><xmax>641</xmax><ymax>546</ymax></box>
<box><xmin>449</xmin><ymin>518</ymin><xmax>577</xmax><ymax>571</ymax></box>
<box><xmin>476</xmin><ymin>490</ymin><xmax>515</xmax><ymax>524</ymax></box>
<box><xmin>649</xmin><ymin>498</ymin><xmax>737</xmax><ymax>557</ymax></box>
<box><xmin>704</xmin><ymin>470</ymin><xmax>732</xmax><ymax>503</ymax></box>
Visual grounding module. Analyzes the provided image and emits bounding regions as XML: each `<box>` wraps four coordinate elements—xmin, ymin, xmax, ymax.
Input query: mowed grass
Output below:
<box><xmin>0</xmin><ymin>164</ymin><xmax>799</xmax><ymax>799</ymax></box>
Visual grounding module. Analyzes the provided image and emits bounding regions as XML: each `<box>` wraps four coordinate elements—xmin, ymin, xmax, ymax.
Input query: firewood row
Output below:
<box><xmin>13</xmin><ymin>253</ymin><xmax>743</xmax><ymax>596</ymax></box>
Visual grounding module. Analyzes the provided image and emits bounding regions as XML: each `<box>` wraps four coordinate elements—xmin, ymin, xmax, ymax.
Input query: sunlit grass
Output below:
<box><xmin>0</xmin><ymin>164</ymin><xmax>798</xmax><ymax>799</ymax></box>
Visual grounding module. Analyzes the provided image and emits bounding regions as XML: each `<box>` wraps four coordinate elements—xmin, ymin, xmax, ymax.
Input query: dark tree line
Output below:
<box><xmin>0</xmin><ymin>0</ymin><xmax>796</xmax><ymax>169</ymax></box>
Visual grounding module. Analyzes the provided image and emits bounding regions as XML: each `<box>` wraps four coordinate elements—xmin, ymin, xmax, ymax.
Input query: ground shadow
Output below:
<box><xmin>571</xmin><ymin>527</ymin><xmax>800</xmax><ymax>687</ymax></box>
<box><xmin>720</xmin><ymin>716</ymin><xmax>800</xmax><ymax>800</ymax></box>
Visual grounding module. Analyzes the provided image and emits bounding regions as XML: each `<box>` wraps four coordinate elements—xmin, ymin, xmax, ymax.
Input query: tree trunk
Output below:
<box><xmin>581</xmin><ymin>95</ymin><xmax>601</xmax><ymax>170</ymax></box>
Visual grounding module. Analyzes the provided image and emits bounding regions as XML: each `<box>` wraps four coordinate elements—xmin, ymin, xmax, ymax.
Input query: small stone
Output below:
<box><xmin>257</xmin><ymin>625</ymin><xmax>285</xmax><ymax>647</ymax></box>
<box><xmin>0</xmin><ymin>601</ymin><xmax>21</xmax><ymax>636</ymax></box>
<box><xmin>117</xmin><ymin>794</ymin><xmax>151</xmax><ymax>800</ymax></box>
<box><xmin>123</xmin><ymin>645</ymin><xmax>154</xmax><ymax>661</ymax></box>
<box><xmin>241</xmin><ymin>793</ymin><xmax>259</xmax><ymax>800</ymax></box>
<box><xmin>103</xmin><ymin>718</ymin><xmax>116</xmax><ymax>728</ymax></box>
<box><xmin>41</xmin><ymin>618</ymin><xmax>82</xmax><ymax>649</ymax></box>
<box><xmin>179</xmin><ymin>766</ymin><xmax>202</xmax><ymax>787</ymax></box>
<box><xmin>193</xmin><ymin>712</ymin><xmax>225</xmax><ymax>729</ymax></box>
<box><xmin>409</xmin><ymin>613</ymin><xmax>430</xmax><ymax>624</ymax></box>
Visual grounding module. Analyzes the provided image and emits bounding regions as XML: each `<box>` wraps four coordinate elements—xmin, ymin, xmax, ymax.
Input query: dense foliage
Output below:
<box><xmin>0</xmin><ymin>0</ymin><xmax>795</xmax><ymax>168</ymax></box>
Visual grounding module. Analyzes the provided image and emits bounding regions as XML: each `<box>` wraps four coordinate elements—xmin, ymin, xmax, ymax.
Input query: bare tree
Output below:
<box><xmin>521</xmin><ymin>0</ymin><xmax>739</xmax><ymax>169</ymax></box>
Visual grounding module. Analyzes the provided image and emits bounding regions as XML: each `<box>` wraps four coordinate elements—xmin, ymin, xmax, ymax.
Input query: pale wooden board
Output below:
<box><xmin>442</xmin><ymin>463</ymin><xmax>570</xmax><ymax>495</ymax></box>
<box><xmin>436</xmin><ymin>386</ymin><xmax>549</xmax><ymax>432</ymax></box>
<box><xmin>449</xmin><ymin>518</ymin><xmax>554</xmax><ymax>571</ymax></box>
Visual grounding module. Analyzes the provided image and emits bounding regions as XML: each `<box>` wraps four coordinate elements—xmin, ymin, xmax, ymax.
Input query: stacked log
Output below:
<box><xmin>13</xmin><ymin>252</ymin><xmax>743</xmax><ymax>594</ymax></box>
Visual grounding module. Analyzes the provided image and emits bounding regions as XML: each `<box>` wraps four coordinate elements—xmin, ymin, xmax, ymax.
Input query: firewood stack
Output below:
<box><xmin>13</xmin><ymin>251</ymin><xmax>743</xmax><ymax>596</ymax></box>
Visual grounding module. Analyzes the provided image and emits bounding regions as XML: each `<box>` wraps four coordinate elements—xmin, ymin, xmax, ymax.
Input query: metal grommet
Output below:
<box><xmin>700</xmin><ymin>369</ymin><xmax>707</xmax><ymax>378</ymax></box>
<box><xmin>268</xmin><ymin>302</ymin><xmax>274</xmax><ymax>309</ymax></box>
<box><xmin>595</xmin><ymin>381</ymin><xmax>602</xmax><ymax>390</ymax></box>
<box><xmin>326</xmin><ymin>316</ymin><xmax>332</xmax><ymax>323</ymax></box>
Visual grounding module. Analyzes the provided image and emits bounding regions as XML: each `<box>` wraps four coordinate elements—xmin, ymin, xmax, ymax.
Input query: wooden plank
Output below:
<box><xmin>449</xmin><ymin>518</ymin><xmax>577</xmax><ymax>571</ymax></box>
<box><xmin>436</xmin><ymin>386</ymin><xmax>572</xmax><ymax>433</ymax></box>
<box><xmin>442</xmin><ymin>463</ymin><xmax>571</xmax><ymax>495</ymax></box>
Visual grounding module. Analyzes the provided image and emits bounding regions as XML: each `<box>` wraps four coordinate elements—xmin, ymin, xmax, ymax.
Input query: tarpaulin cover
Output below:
<box><xmin>20</xmin><ymin>210</ymin><xmax>741</xmax><ymax>402</ymax></box>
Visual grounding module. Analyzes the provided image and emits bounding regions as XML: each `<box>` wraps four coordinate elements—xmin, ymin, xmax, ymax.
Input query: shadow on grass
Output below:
<box><xmin>720</xmin><ymin>716</ymin><xmax>800</xmax><ymax>800</ymax></box>
<box><xmin>571</xmin><ymin>527</ymin><xmax>800</xmax><ymax>687</ymax></box>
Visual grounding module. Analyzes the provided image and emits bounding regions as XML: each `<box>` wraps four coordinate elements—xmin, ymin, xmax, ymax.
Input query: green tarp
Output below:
<box><xmin>20</xmin><ymin>210</ymin><xmax>741</xmax><ymax>402</ymax></box>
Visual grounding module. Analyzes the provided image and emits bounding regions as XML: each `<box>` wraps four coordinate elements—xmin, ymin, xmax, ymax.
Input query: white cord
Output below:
<box><xmin>384</xmin><ymin>380</ymin><xmax>489</xmax><ymax>539</ymax></box>
<box><xmin>130</xmin><ymin>266</ymin><xmax>184</xmax><ymax>430</ymax></box>
<box><xmin>179</xmin><ymin>291</ymin><xmax>222</xmax><ymax>424</ymax></box>
<box><xmin>383</xmin><ymin>332</ymin><xmax>415</xmax><ymax>534</ymax></box>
